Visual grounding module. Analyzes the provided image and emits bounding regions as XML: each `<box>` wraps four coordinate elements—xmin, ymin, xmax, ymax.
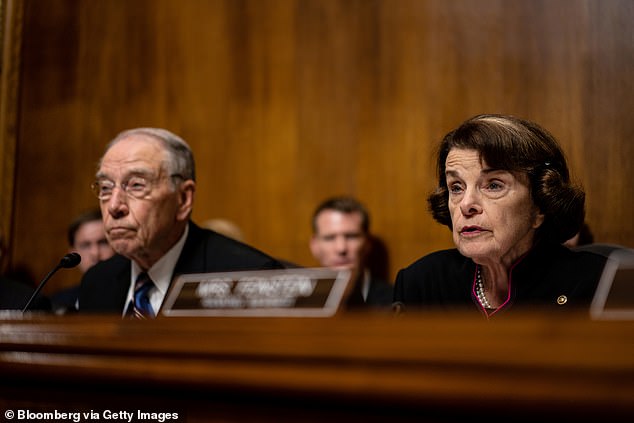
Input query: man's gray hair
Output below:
<box><xmin>103</xmin><ymin>127</ymin><xmax>196</xmax><ymax>181</ymax></box>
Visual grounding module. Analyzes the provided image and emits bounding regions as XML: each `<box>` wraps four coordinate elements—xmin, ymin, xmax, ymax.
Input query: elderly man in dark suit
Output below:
<box><xmin>79</xmin><ymin>128</ymin><xmax>282</xmax><ymax>317</ymax></box>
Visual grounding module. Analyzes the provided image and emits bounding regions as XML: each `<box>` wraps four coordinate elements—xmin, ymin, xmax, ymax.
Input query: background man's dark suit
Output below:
<box><xmin>0</xmin><ymin>276</ymin><xmax>51</xmax><ymax>311</ymax></box>
<box><xmin>345</xmin><ymin>273</ymin><xmax>393</xmax><ymax>310</ymax></box>
<box><xmin>79</xmin><ymin>221</ymin><xmax>283</xmax><ymax>313</ymax></box>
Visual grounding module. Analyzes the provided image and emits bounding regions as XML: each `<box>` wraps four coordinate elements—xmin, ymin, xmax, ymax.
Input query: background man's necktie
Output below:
<box><xmin>128</xmin><ymin>272</ymin><xmax>155</xmax><ymax>318</ymax></box>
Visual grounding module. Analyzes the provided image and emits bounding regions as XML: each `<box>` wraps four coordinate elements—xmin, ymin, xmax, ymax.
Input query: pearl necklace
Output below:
<box><xmin>475</xmin><ymin>267</ymin><xmax>493</xmax><ymax>309</ymax></box>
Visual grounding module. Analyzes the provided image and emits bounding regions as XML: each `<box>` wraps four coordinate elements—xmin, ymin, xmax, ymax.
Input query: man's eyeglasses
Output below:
<box><xmin>91</xmin><ymin>174</ymin><xmax>183</xmax><ymax>201</ymax></box>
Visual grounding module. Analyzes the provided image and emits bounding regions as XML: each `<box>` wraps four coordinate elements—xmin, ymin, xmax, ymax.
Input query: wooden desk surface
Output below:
<box><xmin>0</xmin><ymin>311</ymin><xmax>632</xmax><ymax>422</ymax></box>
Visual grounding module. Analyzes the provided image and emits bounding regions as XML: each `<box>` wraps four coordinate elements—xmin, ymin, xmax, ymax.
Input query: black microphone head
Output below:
<box><xmin>60</xmin><ymin>252</ymin><xmax>82</xmax><ymax>268</ymax></box>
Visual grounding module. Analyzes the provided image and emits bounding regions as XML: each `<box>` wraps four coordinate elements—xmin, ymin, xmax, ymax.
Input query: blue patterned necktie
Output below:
<box><xmin>129</xmin><ymin>272</ymin><xmax>155</xmax><ymax>319</ymax></box>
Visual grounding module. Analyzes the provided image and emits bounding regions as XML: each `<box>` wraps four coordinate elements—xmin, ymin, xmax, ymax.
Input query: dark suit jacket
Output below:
<box><xmin>78</xmin><ymin>221</ymin><xmax>283</xmax><ymax>314</ymax></box>
<box><xmin>50</xmin><ymin>284</ymin><xmax>80</xmax><ymax>314</ymax></box>
<box><xmin>366</xmin><ymin>275</ymin><xmax>394</xmax><ymax>307</ymax></box>
<box><xmin>394</xmin><ymin>241</ymin><xmax>607</xmax><ymax>316</ymax></box>
<box><xmin>345</xmin><ymin>271</ymin><xmax>394</xmax><ymax>311</ymax></box>
<box><xmin>0</xmin><ymin>276</ymin><xmax>52</xmax><ymax>312</ymax></box>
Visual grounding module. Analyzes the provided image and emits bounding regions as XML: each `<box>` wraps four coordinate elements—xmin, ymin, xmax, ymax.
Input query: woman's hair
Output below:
<box><xmin>427</xmin><ymin>114</ymin><xmax>585</xmax><ymax>243</ymax></box>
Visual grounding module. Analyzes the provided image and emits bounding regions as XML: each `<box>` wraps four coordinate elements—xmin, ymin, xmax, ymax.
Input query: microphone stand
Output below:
<box><xmin>22</xmin><ymin>253</ymin><xmax>81</xmax><ymax>313</ymax></box>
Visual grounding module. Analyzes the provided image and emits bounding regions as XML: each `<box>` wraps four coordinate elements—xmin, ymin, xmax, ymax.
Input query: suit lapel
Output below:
<box><xmin>173</xmin><ymin>222</ymin><xmax>206</xmax><ymax>276</ymax></box>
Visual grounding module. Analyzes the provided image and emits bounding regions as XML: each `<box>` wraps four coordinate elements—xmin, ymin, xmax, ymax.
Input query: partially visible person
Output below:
<box><xmin>202</xmin><ymin>218</ymin><xmax>245</xmax><ymax>242</ymax></box>
<box><xmin>0</xmin><ymin>228</ymin><xmax>51</xmax><ymax>311</ymax></box>
<box><xmin>310</xmin><ymin>196</ymin><xmax>393</xmax><ymax>310</ymax></box>
<box><xmin>563</xmin><ymin>221</ymin><xmax>594</xmax><ymax>248</ymax></box>
<box><xmin>51</xmin><ymin>208</ymin><xmax>115</xmax><ymax>313</ymax></box>
<box><xmin>79</xmin><ymin>127</ymin><xmax>283</xmax><ymax>317</ymax></box>
<box><xmin>394</xmin><ymin>114</ymin><xmax>607</xmax><ymax>317</ymax></box>
<box><xmin>203</xmin><ymin>218</ymin><xmax>299</xmax><ymax>268</ymax></box>
<box><xmin>565</xmin><ymin>221</ymin><xmax>633</xmax><ymax>258</ymax></box>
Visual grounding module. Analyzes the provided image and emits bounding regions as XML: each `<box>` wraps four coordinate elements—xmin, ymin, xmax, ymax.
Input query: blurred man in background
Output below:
<box><xmin>51</xmin><ymin>208</ymin><xmax>115</xmax><ymax>313</ymax></box>
<box><xmin>310</xmin><ymin>196</ymin><xmax>393</xmax><ymax>309</ymax></box>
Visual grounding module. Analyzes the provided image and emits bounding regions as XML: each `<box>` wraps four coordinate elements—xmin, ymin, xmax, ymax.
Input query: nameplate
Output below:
<box><xmin>161</xmin><ymin>267</ymin><xmax>351</xmax><ymax>317</ymax></box>
<box><xmin>590</xmin><ymin>248</ymin><xmax>634</xmax><ymax>320</ymax></box>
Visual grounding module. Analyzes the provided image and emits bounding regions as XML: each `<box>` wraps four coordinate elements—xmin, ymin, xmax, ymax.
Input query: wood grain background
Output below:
<box><xmin>1</xmin><ymin>0</ymin><xmax>632</xmax><ymax>295</ymax></box>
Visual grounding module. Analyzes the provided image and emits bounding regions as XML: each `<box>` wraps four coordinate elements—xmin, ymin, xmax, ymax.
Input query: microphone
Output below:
<box><xmin>22</xmin><ymin>252</ymin><xmax>81</xmax><ymax>313</ymax></box>
<box><xmin>392</xmin><ymin>301</ymin><xmax>405</xmax><ymax>314</ymax></box>
<box><xmin>59</xmin><ymin>252</ymin><xmax>82</xmax><ymax>269</ymax></box>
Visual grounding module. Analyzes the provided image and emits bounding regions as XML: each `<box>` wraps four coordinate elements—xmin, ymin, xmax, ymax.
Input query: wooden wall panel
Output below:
<box><xmin>5</xmin><ymin>0</ymin><xmax>633</xmax><ymax>295</ymax></box>
<box><xmin>0</xmin><ymin>0</ymin><xmax>23</xmax><ymax>273</ymax></box>
<box><xmin>582</xmin><ymin>0</ymin><xmax>634</xmax><ymax>242</ymax></box>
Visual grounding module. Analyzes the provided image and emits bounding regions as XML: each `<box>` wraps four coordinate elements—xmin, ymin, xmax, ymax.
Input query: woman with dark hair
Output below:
<box><xmin>393</xmin><ymin>114</ymin><xmax>606</xmax><ymax>317</ymax></box>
